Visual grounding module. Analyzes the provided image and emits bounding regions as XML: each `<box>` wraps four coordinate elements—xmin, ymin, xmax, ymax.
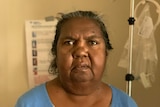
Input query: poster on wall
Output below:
<box><xmin>25</xmin><ymin>19</ymin><xmax>57</xmax><ymax>88</ymax></box>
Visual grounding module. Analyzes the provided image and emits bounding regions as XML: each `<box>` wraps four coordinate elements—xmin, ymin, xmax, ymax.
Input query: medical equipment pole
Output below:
<box><xmin>125</xmin><ymin>0</ymin><xmax>135</xmax><ymax>96</ymax></box>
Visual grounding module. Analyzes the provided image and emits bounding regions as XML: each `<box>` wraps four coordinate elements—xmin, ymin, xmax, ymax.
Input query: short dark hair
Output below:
<box><xmin>48</xmin><ymin>10</ymin><xmax>113</xmax><ymax>74</ymax></box>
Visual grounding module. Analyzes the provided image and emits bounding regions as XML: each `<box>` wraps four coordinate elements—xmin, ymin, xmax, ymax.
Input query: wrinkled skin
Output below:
<box><xmin>56</xmin><ymin>17</ymin><xmax>107</xmax><ymax>95</ymax></box>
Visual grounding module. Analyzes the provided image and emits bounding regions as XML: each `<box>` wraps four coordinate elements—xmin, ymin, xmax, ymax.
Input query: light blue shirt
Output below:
<box><xmin>15</xmin><ymin>83</ymin><xmax>138</xmax><ymax>107</ymax></box>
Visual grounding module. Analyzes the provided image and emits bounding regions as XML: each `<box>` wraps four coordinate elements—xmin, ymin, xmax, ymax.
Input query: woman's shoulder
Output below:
<box><xmin>19</xmin><ymin>83</ymin><xmax>46</xmax><ymax>99</ymax></box>
<box><xmin>15</xmin><ymin>83</ymin><xmax>53</xmax><ymax>107</ymax></box>
<box><xmin>109</xmin><ymin>85</ymin><xmax>138</xmax><ymax>107</ymax></box>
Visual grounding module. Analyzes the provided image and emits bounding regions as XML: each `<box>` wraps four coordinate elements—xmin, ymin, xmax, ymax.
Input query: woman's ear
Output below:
<box><xmin>106</xmin><ymin>50</ymin><xmax>108</xmax><ymax>56</ymax></box>
<box><xmin>55</xmin><ymin>57</ymin><xmax>57</xmax><ymax>67</ymax></box>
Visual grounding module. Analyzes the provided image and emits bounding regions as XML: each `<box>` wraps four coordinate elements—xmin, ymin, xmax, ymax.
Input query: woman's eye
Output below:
<box><xmin>64</xmin><ymin>40</ymin><xmax>74</xmax><ymax>45</ymax></box>
<box><xmin>89</xmin><ymin>40</ymin><xmax>98</xmax><ymax>45</ymax></box>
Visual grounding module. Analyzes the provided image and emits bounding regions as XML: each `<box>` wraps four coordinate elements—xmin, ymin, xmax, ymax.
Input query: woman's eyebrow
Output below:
<box><xmin>60</xmin><ymin>35</ymin><xmax>76</xmax><ymax>40</ymax></box>
<box><xmin>85</xmin><ymin>35</ymin><xmax>103</xmax><ymax>40</ymax></box>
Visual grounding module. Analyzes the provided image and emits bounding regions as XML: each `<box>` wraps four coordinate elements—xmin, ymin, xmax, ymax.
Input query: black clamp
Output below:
<box><xmin>125</xmin><ymin>74</ymin><xmax>135</xmax><ymax>81</ymax></box>
<box><xmin>128</xmin><ymin>17</ymin><xmax>135</xmax><ymax>25</ymax></box>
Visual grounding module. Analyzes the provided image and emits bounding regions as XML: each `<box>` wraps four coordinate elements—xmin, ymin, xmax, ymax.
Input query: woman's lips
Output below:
<box><xmin>71</xmin><ymin>63</ymin><xmax>91</xmax><ymax>72</ymax></box>
<box><xmin>70</xmin><ymin>63</ymin><xmax>93</xmax><ymax>82</ymax></box>
<box><xmin>73</xmin><ymin>65</ymin><xmax>90</xmax><ymax>72</ymax></box>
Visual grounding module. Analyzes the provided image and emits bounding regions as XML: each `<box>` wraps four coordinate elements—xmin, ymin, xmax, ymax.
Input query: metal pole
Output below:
<box><xmin>126</xmin><ymin>0</ymin><xmax>135</xmax><ymax>96</ymax></box>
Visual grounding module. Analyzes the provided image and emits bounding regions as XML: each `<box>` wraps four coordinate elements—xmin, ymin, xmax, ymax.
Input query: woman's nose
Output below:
<box><xmin>72</xmin><ymin>42</ymin><xmax>88</xmax><ymax>59</ymax></box>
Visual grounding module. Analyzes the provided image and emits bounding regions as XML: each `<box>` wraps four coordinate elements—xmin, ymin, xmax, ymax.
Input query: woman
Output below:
<box><xmin>15</xmin><ymin>10</ymin><xmax>138</xmax><ymax>107</ymax></box>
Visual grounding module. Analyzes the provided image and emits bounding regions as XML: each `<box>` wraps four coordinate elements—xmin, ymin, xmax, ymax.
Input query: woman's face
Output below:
<box><xmin>56</xmin><ymin>17</ymin><xmax>107</xmax><ymax>87</ymax></box>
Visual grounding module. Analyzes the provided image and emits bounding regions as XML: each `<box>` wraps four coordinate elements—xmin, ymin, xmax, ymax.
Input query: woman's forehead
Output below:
<box><xmin>61</xmin><ymin>17</ymin><xmax>101</xmax><ymax>32</ymax></box>
<box><xmin>63</xmin><ymin>17</ymin><xmax>100</xmax><ymax>26</ymax></box>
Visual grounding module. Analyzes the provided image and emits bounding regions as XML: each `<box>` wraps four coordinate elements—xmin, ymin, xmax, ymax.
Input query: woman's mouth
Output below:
<box><xmin>71</xmin><ymin>63</ymin><xmax>90</xmax><ymax>72</ymax></box>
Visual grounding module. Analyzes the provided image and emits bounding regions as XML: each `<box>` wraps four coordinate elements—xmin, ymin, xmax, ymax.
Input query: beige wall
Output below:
<box><xmin>0</xmin><ymin>0</ymin><xmax>160</xmax><ymax>107</ymax></box>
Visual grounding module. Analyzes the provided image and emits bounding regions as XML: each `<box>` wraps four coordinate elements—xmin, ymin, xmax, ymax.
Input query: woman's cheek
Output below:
<box><xmin>57</xmin><ymin>51</ymin><xmax>73</xmax><ymax>71</ymax></box>
<box><xmin>92</xmin><ymin>52</ymin><xmax>106</xmax><ymax>70</ymax></box>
